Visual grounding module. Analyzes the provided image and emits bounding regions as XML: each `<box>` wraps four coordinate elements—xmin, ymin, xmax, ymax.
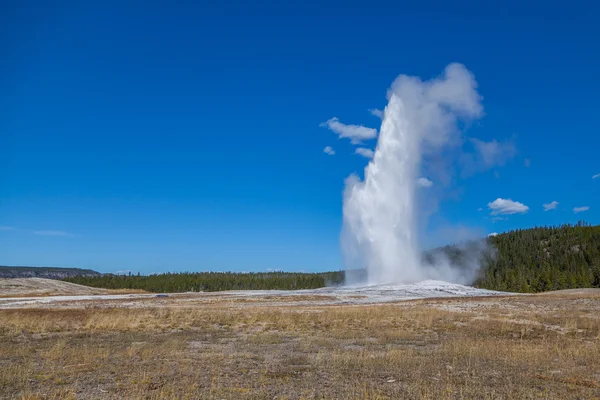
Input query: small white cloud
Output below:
<box><xmin>33</xmin><ymin>230</ymin><xmax>74</xmax><ymax>237</ymax></box>
<box><xmin>543</xmin><ymin>201</ymin><xmax>559</xmax><ymax>211</ymax></box>
<box><xmin>477</xmin><ymin>208</ymin><xmax>483</xmax><ymax>212</ymax></box>
<box><xmin>320</xmin><ymin>117</ymin><xmax>378</xmax><ymax>144</ymax></box>
<box><xmin>355</xmin><ymin>147</ymin><xmax>374</xmax><ymax>159</ymax></box>
<box><xmin>0</xmin><ymin>226</ymin><xmax>14</xmax><ymax>231</ymax></box>
<box><xmin>488</xmin><ymin>232</ymin><xmax>498</xmax><ymax>237</ymax></box>
<box><xmin>574</xmin><ymin>206</ymin><xmax>590</xmax><ymax>213</ymax></box>
<box><xmin>524</xmin><ymin>158</ymin><xmax>531</xmax><ymax>168</ymax></box>
<box><xmin>492</xmin><ymin>216</ymin><xmax>508</xmax><ymax>222</ymax></box>
<box><xmin>493</xmin><ymin>171</ymin><xmax>500</xmax><ymax>179</ymax></box>
<box><xmin>369</xmin><ymin>108</ymin><xmax>383</xmax><ymax>119</ymax></box>
<box><xmin>488</xmin><ymin>198</ymin><xmax>529</xmax><ymax>215</ymax></box>
<box><xmin>323</xmin><ymin>146</ymin><xmax>335</xmax><ymax>155</ymax></box>
<box><xmin>593</xmin><ymin>174</ymin><xmax>600</xmax><ymax>179</ymax></box>
<box><xmin>416</xmin><ymin>177</ymin><xmax>433</xmax><ymax>188</ymax></box>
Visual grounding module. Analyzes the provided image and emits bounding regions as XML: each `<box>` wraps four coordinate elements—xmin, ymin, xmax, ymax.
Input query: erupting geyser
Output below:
<box><xmin>342</xmin><ymin>64</ymin><xmax>484</xmax><ymax>285</ymax></box>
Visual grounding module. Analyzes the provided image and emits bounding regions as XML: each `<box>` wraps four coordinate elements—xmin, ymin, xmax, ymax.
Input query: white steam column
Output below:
<box><xmin>342</xmin><ymin>63</ymin><xmax>484</xmax><ymax>285</ymax></box>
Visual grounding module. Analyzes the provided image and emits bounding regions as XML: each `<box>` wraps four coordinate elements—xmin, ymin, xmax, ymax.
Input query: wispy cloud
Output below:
<box><xmin>355</xmin><ymin>147</ymin><xmax>374</xmax><ymax>159</ymax></box>
<box><xmin>524</xmin><ymin>158</ymin><xmax>531</xmax><ymax>167</ymax></box>
<box><xmin>368</xmin><ymin>108</ymin><xmax>383</xmax><ymax>119</ymax></box>
<box><xmin>543</xmin><ymin>201</ymin><xmax>559</xmax><ymax>211</ymax></box>
<box><xmin>488</xmin><ymin>232</ymin><xmax>499</xmax><ymax>237</ymax></box>
<box><xmin>574</xmin><ymin>206</ymin><xmax>590</xmax><ymax>213</ymax></box>
<box><xmin>593</xmin><ymin>174</ymin><xmax>600</xmax><ymax>179</ymax></box>
<box><xmin>492</xmin><ymin>216</ymin><xmax>508</xmax><ymax>222</ymax></box>
<box><xmin>460</xmin><ymin>138</ymin><xmax>517</xmax><ymax>177</ymax></box>
<box><xmin>0</xmin><ymin>226</ymin><xmax>14</xmax><ymax>231</ymax></box>
<box><xmin>417</xmin><ymin>177</ymin><xmax>433</xmax><ymax>188</ymax></box>
<box><xmin>471</xmin><ymin>138</ymin><xmax>516</xmax><ymax>168</ymax></box>
<box><xmin>425</xmin><ymin>223</ymin><xmax>486</xmax><ymax>248</ymax></box>
<box><xmin>320</xmin><ymin>117</ymin><xmax>377</xmax><ymax>144</ymax></box>
<box><xmin>488</xmin><ymin>198</ymin><xmax>529</xmax><ymax>215</ymax></box>
<box><xmin>33</xmin><ymin>230</ymin><xmax>74</xmax><ymax>237</ymax></box>
<box><xmin>323</xmin><ymin>146</ymin><xmax>335</xmax><ymax>155</ymax></box>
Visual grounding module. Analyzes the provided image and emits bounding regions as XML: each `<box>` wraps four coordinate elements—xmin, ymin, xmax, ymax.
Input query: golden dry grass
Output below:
<box><xmin>0</xmin><ymin>277</ymin><xmax>148</xmax><ymax>298</ymax></box>
<box><xmin>0</xmin><ymin>289</ymin><xmax>147</xmax><ymax>299</ymax></box>
<box><xmin>1</xmin><ymin>293</ymin><xmax>600</xmax><ymax>399</ymax></box>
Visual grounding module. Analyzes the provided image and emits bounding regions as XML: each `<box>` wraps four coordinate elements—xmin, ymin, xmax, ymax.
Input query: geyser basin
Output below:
<box><xmin>0</xmin><ymin>281</ymin><xmax>510</xmax><ymax>309</ymax></box>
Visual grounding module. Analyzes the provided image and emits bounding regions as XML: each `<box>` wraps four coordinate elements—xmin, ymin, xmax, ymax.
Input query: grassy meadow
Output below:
<box><xmin>1</xmin><ymin>291</ymin><xmax>600</xmax><ymax>399</ymax></box>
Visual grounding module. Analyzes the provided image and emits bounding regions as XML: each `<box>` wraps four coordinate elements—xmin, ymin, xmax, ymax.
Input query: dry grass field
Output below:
<box><xmin>1</xmin><ymin>291</ymin><xmax>600</xmax><ymax>399</ymax></box>
<box><xmin>0</xmin><ymin>278</ymin><xmax>147</xmax><ymax>298</ymax></box>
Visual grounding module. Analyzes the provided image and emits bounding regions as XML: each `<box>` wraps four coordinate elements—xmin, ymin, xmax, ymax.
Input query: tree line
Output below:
<box><xmin>63</xmin><ymin>222</ymin><xmax>600</xmax><ymax>293</ymax></box>
<box><xmin>64</xmin><ymin>271</ymin><xmax>345</xmax><ymax>293</ymax></box>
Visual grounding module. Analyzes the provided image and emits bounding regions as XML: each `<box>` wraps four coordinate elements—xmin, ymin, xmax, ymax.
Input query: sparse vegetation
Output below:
<box><xmin>1</xmin><ymin>292</ymin><xmax>600</xmax><ymax>399</ymax></box>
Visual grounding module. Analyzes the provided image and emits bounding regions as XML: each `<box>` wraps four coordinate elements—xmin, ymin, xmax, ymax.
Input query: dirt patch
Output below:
<box><xmin>538</xmin><ymin>288</ymin><xmax>600</xmax><ymax>296</ymax></box>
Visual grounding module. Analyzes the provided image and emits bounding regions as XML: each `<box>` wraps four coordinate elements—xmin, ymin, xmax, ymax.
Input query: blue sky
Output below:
<box><xmin>1</xmin><ymin>1</ymin><xmax>598</xmax><ymax>274</ymax></box>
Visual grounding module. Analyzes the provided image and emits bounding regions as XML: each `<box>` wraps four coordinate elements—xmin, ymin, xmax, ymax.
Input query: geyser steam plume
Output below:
<box><xmin>342</xmin><ymin>64</ymin><xmax>484</xmax><ymax>285</ymax></box>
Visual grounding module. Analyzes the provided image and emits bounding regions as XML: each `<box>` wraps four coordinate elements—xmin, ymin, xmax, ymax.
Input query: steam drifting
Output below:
<box><xmin>342</xmin><ymin>64</ymin><xmax>485</xmax><ymax>285</ymax></box>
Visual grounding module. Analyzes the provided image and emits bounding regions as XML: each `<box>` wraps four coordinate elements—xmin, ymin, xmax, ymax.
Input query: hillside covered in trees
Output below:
<box><xmin>474</xmin><ymin>222</ymin><xmax>600</xmax><ymax>292</ymax></box>
<box><xmin>63</xmin><ymin>223</ymin><xmax>600</xmax><ymax>293</ymax></box>
<box><xmin>0</xmin><ymin>266</ymin><xmax>100</xmax><ymax>279</ymax></box>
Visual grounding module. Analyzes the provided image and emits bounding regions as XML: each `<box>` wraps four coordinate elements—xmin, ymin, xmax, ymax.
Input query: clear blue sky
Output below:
<box><xmin>1</xmin><ymin>1</ymin><xmax>598</xmax><ymax>274</ymax></box>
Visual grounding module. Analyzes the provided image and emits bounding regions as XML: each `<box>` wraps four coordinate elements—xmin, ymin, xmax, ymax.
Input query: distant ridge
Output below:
<box><xmin>0</xmin><ymin>266</ymin><xmax>101</xmax><ymax>279</ymax></box>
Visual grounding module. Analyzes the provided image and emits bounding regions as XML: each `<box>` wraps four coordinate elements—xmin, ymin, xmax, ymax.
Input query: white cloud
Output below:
<box><xmin>574</xmin><ymin>206</ymin><xmax>590</xmax><ymax>213</ymax></box>
<box><xmin>33</xmin><ymin>230</ymin><xmax>74</xmax><ymax>237</ymax></box>
<box><xmin>416</xmin><ymin>177</ymin><xmax>433</xmax><ymax>188</ymax></box>
<box><xmin>355</xmin><ymin>147</ymin><xmax>374</xmax><ymax>159</ymax></box>
<box><xmin>543</xmin><ymin>201</ymin><xmax>559</xmax><ymax>211</ymax></box>
<box><xmin>593</xmin><ymin>174</ymin><xmax>600</xmax><ymax>179</ymax></box>
<box><xmin>470</xmin><ymin>138</ymin><xmax>516</xmax><ymax>168</ymax></box>
<box><xmin>320</xmin><ymin>117</ymin><xmax>378</xmax><ymax>144</ymax></box>
<box><xmin>488</xmin><ymin>198</ymin><xmax>529</xmax><ymax>215</ymax></box>
<box><xmin>0</xmin><ymin>226</ymin><xmax>14</xmax><ymax>231</ymax></box>
<box><xmin>488</xmin><ymin>232</ymin><xmax>498</xmax><ymax>237</ymax></box>
<box><xmin>369</xmin><ymin>108</ymin><xmax>383</xmax><ymax>119</ymax></box>
<box><xmin>323</xmin><ymin>146</ymin><xmax>335</xmax><ymax>155</ymax></box>
<box><xmin>492</xmin><ymin>216</ymin><xmax>508</xmax><ymax>222</ymax></box>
